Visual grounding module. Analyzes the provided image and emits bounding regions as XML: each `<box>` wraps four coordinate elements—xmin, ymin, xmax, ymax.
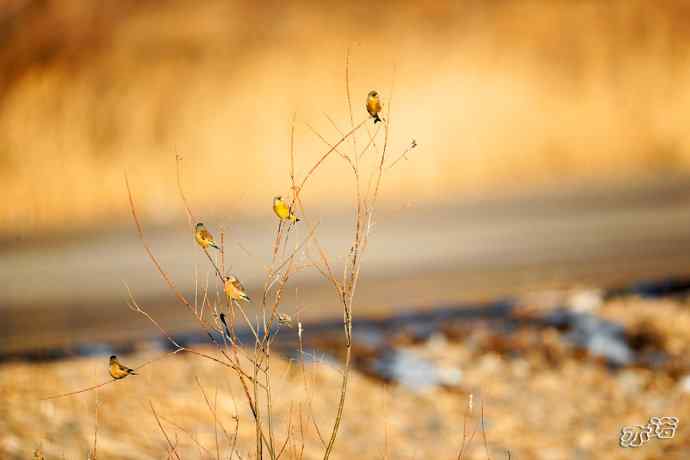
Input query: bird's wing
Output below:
<box><xmin>232</xmin><ymin>279</ymin><xmax>247</xmax><ymax>293</ymax></box>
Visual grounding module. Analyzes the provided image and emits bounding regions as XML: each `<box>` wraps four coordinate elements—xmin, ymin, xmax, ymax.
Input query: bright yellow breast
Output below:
<box><xmin>225</xmin><ymin>281</ymin><xmax>240</xmax><ymax>299</ymax></box>
<box><xmin>273</xmin><ymin>200</ymin><xmax>290</xmax><ymax>219</ymax></box>
<box><xmin>367</xmin><ymin>96</ymin><xmax>381</xmax><ymax>115</ymax></box>
<box><xmin>109</xmin><ymin>363</ymin><xmax>128</xmax><ymax>379</ymax></box>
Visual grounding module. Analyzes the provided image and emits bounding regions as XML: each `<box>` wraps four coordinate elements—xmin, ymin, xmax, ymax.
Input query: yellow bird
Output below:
<box><xmin>366</xmin><ymin>90</ymin><xmax>383</xmax><ymax>124</ymax></box>
<box><xmin>224</xmin><ymin>274</ymin><xmax>251</xmax><ymax>302</ymax></box>
<box><xmin>109</xmin><ymin>355</ymin><xmax>137</xmax><ymax>380</ymax></box>
<box><xmin>195</xmin><ymin>222</ymin><xmax>220</xmax><ymax>250</ymax></box>
<box><xmin>273</xmin><ymin>196</ymin><xmax>300</xmax><ymax>223</ymax></box>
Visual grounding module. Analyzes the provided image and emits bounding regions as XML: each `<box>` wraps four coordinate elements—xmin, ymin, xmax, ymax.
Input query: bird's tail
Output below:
<box><xmin>128</xmin><ymin>369</ymin><xmax>138</xmax><ymax>375</ymax></box>
<box><xmin>210</xmin><ymin>242</ymin><xmax>220</xmax><ymax>250</ymax></box>
<box><xmin>374</xmin><ymin>114</ymin><xmax>382</xmax><ymax>124</ymax></box>
<box><xmin>292</xmin><ymin>216</ymin><xmax>301</xmax><ymax>223</ymax></box>
<box><xmin>219</xmin><ymin>313</ymin><xmax>232</xmax><ymax>339</ymax></box>
<box><xmin>241</xmin><ymin>294</ymin><xmax>251</xmax><ymax>302</ymax></box>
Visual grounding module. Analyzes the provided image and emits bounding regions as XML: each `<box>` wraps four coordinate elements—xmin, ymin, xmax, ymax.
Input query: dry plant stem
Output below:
<box><xmin>150</xmin><ymin>401</ymin><xmax>182</xmax><ymax>460</ymax></box>
<box><xmin>196</xmin><ymin>378</ymin><xmax>244</xmax><ymax>454</ymax></box>
<box><xmin>40</xmin><ymin>349</ymin><xmax>183</xmax><ymax>400</ymax></box>
<box><xmin>345</xmin><ymin>47</ymin><xmax>358</xmax><ymax>165</ymax></box>
<box><xmin>127</xmin><ymin>284</ymin><xmax>259</xmax><ymax>384</ymax></box>
<box><xmin>457</xmin><ymin>395</ymin><xmax>481</xmax><ymax>460</ymax></box>
<box><xmin>385</xmin><ymin>139</ymin><xmax>417</xmax><ymax>171</ymax></box>
<box><xmin>175</xmin><ymin>162</ymin><xmax>277</xmax><ymax>457</ymax></box>
<box><xmin>303</xmin><ymin>122</ymin><xmax>355</xmax><ymax>173</ymax></box>
<box><xmin>258</xmin><ymin>259</ymin><xmax>298</xmax><ymax>459</ymax></box>
<box><xmin>130</xmin><ymin>172</ymin><xmax>276</xmax><ymax>455</ymax></box>
<box><xmin>323</xmin><ymin>59</ymin><xmax>395</xmax><ymax>458</ymax></box>
<box><xmin>480</xmin><ymin>402</ymin><xmax>492</xmax><ymax>460</ymax></box>
<box><xmin>203</xmin><ymin>246</ymin><xmax>223</xmax><ymax>280</ymax></box>
<box><xmin>130</xmin><ymin>172</ymin><xmax>235</xmax><ymax>359</ymax></box>
<box><xmin>324</xmin><ymin>107</ymin><xmax>384</xmax><ymax>460</ymax></box>
<box><xmin>298</xmin><ymin>403</ymin><xmax>306</xmax><ymax>460</ymax></box>
<box><xmin>39</xmin><ymin>380</ymin><xmax>111</xmax><ymax>401</ymax></box>
<box><xmin>202</xmin><ymin>381</ymin><xmax>221</xmax><ymax>460</ymax></box>
<box><xmin>298</xmin><ymin>321</ymin><xmax>326</xmax><ymax>447</ymax></box>
<box><xmin>297</xmin><ymin>117</ymin><xmax>368</xmax><ymax>192</ymax></box>
<box><xmin>125</xmin><ymin>174</ymin><xmax>215</xmax><ymax>334</ymax></box>
<box><xmin>286</xmin><ymin>109</ymin><xmax>374</xmax><ymax>460</ymax></box>
<box><xmin>176</xmin><ymin>154</ymin><xmax>196</xmax><ymax>226</ymax></box>
<box><xmin>90</xmin><ymin>393</ymin><xmax>100</xmax><ymax>460</ymax></box>
<box><xmin>223</xmin><ymin>379</ymin><xmax>242</xmax><ymax>460</ymax></box>
<box><xmin>164</xmin><ymin>435</ymin><xmax>180</xmax><ymax>460</ymax></box>
<box><xmin>323</xmin><ymin>112</ymin><xmax>345</xmax><ymax>137</ymax></box>
<box><xmin>158</xmin><ymin>414</ymin><xmax>215</xmax><ymax>458</ymax></box>
<box><xmin>275</xmin><ymin>403</ymin><xmax>294</xmax><ymax>460</ymax></box>
<box><xmin>253</xmin><ymin>341</ymin><xmax>264</xmax><ymax>460</ymax></box>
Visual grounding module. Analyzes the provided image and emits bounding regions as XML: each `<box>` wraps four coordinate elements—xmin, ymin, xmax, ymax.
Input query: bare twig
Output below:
<box><xmin>176</xmin><ymin>154</ymin><xmax>196</xmax><ymax>227</ymax></box>
<box><xmin>150</xmin><ymin>401</ymin><xmax>182</xmax><ymax>460</ymax></box>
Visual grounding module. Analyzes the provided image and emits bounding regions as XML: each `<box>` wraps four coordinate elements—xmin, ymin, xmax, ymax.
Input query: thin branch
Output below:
<box><xmin>297</xmin><ymin>118</ymin><xmax>368</xmax><ymax>192</ymax></box>
<box><xmin>150</xmin><ymin>401</ymin><xmax>182</xmax><ymax>460</ymax></box>
<box><xmin>176</xmin><ymin>154</ymin><xmax>196</xmax><ymax>228</ymax></box>
<box><xmin>385</xmin><ymin>139</ymin><xmax>417</xmax><ymax>171</ymax></box>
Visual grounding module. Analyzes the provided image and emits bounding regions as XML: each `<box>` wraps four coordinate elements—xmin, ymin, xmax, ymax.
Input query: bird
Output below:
<box><xmin>272</xmin><ymin>196</ymin><xmax>300</xmax><ymax>223</ymax></box>
<box><xmin>224</xmin><ymin>274</ymin><xmax>251</xmax><ymax>302</ymax></box>
<box><xmin>366</xmin><ymin>90</ymin><xmax>383</xmax><ymax>124</ymax></box>
<box><xmin>109</xmin><ymin>355</ymin><xmax>137</xmax><ymax>380</ymax></box>
<box><xmin>277</xmin><ymin>312</ymin><xmax>293</xmax><ymax>328</ymax></box>
<box><xmin>195</xmin><ymin>222</ymin><xmax>220</xmax><ymax>250</ymax></box>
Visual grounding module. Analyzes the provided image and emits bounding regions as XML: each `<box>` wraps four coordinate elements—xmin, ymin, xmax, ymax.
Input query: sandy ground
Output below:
<box><xmin>3</xmin><ymin>294</ymin><xmax>690</xmax><ymax>460</ymax></box>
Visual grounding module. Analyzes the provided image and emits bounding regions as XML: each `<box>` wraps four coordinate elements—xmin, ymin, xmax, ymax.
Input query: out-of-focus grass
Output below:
<box><xmin>2</xmin><ymin>1</ymin><xmax>690</xmax><ymax>238</ymax></box>
<box><xmin>4</xmin><ymin>295</ymin><xmax>690</xmax><ymax>459</ymax></box>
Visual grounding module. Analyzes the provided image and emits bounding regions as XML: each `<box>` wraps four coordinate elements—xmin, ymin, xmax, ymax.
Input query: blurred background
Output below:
<box><xmin>3</xmin><ymin>1</ymin><xmax>690</xmax><ymax>458</ymax></box>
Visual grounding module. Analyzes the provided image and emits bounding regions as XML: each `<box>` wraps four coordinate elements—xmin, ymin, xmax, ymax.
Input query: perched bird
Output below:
<box><xmin>109</xmin><ymin>355</ymin><xmax>137</xmax><ymax>380</ymax></box>
<box><xmin>273</xmin><ymin>196</ymin><xmax>300</xmax><ymax>223</ymax></box>
<box><xmin>277</xmin><ymin>312</ymin><xmax>293</xmax><ymax>328</ymax></box>
<box><xmin>195</xmin><ymin>222</ymin><xmax>220</xmax><ymax>250</ymax></box>
<box><xmin>224</xmin><ymin>274</ymin><xmax>251</xmax><ymax>302</ymax></box>
<box><xmin>366</xmin><ymin>90</ymin><xmax>383</xmax><ymax>124</ymax></box>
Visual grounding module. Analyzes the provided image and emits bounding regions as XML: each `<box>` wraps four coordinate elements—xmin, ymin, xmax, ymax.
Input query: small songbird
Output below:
<box><xmin>273</xmin><ymin>196</ymin><xmax>300</xmax><ymax>223</ymax></box>
<box><xmin>366</xmin><ymin>90</ymin><xmax>383</xmax><ymax>124</ymax></box>
<box><xmin>224</xmin><ymin>274</ymin><xmax>251</xmax><ymax>302</ymax></box>
<box><xmin>109</xmin><ymin>355</ymin><xmax>137</xmax><ymax>380</ymax></box>
<box><xmin>277</xmin><ymin>312</ymin><xmax>293</xmax><ymax>328</ymax></box>
<box><xmin>195</xmin><ymin>222</ymin><xmax>220</xmax><ymax>250</ymax></box>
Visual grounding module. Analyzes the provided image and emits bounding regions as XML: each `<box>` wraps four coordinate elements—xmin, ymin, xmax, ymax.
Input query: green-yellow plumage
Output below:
<box><xmin>224</xmin><ymin>275</ymin><xmax>251</xmax><ymax>302</ymax></box>
<box><xmin>273</xmin><ymin>196</ymin><xmax>300</xmax><ymax>223</ymax></box>
<box><xmin>195</xmin><ymin>223</ymin><xmax>220</xmax><ymax>250</ymax></box>
<box><xmin>366</xmin><ymin>90</ymin><xmax>383</xmax><ymax>123</ymax></box>
<box><xmin>109</xmin><ymin>355</ymin><xmax>137</xmax><ymax>380</ymax></box>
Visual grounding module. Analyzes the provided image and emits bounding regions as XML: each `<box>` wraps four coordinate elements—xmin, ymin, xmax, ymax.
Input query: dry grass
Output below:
<box><xmin>5</xmin><ymin>296</ymin><xmax>690</xmax><ymax>459</ymax></box>
<box><xmin>0</xmin><ymin>346</ymin><xmax>474</xmax><ymax>460</ymax></box>
<box><xmin>3</xmin><ymin>1</ymin><xmax>690</xmax><ymax>237</ymax></box>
